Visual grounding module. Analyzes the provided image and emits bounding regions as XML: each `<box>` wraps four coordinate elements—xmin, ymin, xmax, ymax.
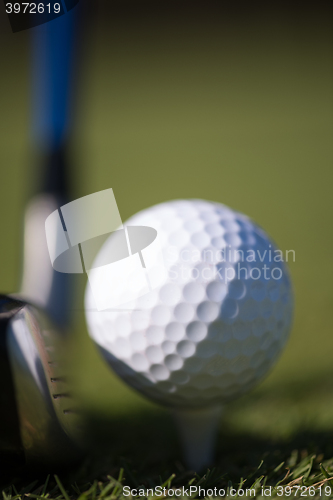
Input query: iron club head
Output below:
<box><xmin>0</xmin><ymin>295</ymin><xmax>86</xmax><ymax>472</ymax></box>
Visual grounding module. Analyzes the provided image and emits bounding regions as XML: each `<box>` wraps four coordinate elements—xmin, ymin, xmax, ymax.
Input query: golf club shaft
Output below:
<box><xmin>21</xmin><ymin>7</ymin><xmax>83</xmax><ymax>327</ymax></box>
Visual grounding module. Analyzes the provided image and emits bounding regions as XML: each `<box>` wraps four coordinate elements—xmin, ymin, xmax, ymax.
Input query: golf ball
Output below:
<box><xmin>85</xmin><ymin>199</ymin><xmax>293</xmax><ymax>408</ymax></box>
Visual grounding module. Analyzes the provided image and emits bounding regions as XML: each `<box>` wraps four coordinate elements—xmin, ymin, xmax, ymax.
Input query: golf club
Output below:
<box><xmin>0</xmin><ymin>5</ymin><xmax>87</xmax><ymax>472</ymax></box>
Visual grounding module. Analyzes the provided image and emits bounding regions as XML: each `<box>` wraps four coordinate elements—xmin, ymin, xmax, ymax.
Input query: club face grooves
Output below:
<box><xmin>1</xmin><ymin>296</ymin><xmax>85</xmax><ymax>469</ymax></box>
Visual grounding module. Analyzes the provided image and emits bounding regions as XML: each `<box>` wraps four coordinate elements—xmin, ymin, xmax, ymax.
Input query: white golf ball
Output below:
<box><xmin>85</xmin><ymin>199</ymin><xmax>293</xmax><ymax>408</ymax></box>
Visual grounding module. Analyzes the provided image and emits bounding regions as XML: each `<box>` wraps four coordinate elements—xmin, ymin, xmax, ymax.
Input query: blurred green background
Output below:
<box><xmin>0</xmin><ymin>1</ymin><xmax>332</xmax><ymax>468</ymax></box>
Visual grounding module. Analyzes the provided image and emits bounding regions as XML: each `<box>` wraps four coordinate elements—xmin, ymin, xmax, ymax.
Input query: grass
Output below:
<box><xmin>0</xmin><ymin>2</ymin><xmax>333</xmax><ymax>498</ymax></box>
<box><xmin>3</xmin><ymin>370</ymin><xmax>333</xmax><ymax>498</ymax></box>
<box><xmin>4</xmin><ymin>449</ymin><xmax>333</xmax><ymax>498</ymax></box>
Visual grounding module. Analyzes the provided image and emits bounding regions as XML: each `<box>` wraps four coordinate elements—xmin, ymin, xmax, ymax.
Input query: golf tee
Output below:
<box><xmin>172</xmin><ymin>405</ymin><xmax>223</xmax><ymax>472</ymax></box>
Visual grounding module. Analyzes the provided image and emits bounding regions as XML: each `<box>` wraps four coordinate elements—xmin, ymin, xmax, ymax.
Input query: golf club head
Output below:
<box><xmin>0</xmin><ymin>295</ymin><xmax>86</xmax><ymax>471</ymax></box>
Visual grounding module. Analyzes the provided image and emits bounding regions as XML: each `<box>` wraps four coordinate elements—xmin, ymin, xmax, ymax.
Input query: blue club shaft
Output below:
<box><xmin>21</xmin><ymin>6</ymin><xmax>84</xmax><ymax>327</ymax></box>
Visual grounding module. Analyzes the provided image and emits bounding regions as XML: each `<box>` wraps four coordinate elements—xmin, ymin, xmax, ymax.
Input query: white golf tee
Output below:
<box><xmin>172</xmin><ymin>405</ymin><xmax>223</xmax><ymax>471</ymax></box>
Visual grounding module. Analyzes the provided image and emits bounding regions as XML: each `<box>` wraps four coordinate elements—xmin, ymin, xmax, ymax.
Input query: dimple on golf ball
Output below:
<box><xmin>85</xmin><ymin>199</ymin><xmax>293</xmax><ymax>408</ymax></box>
